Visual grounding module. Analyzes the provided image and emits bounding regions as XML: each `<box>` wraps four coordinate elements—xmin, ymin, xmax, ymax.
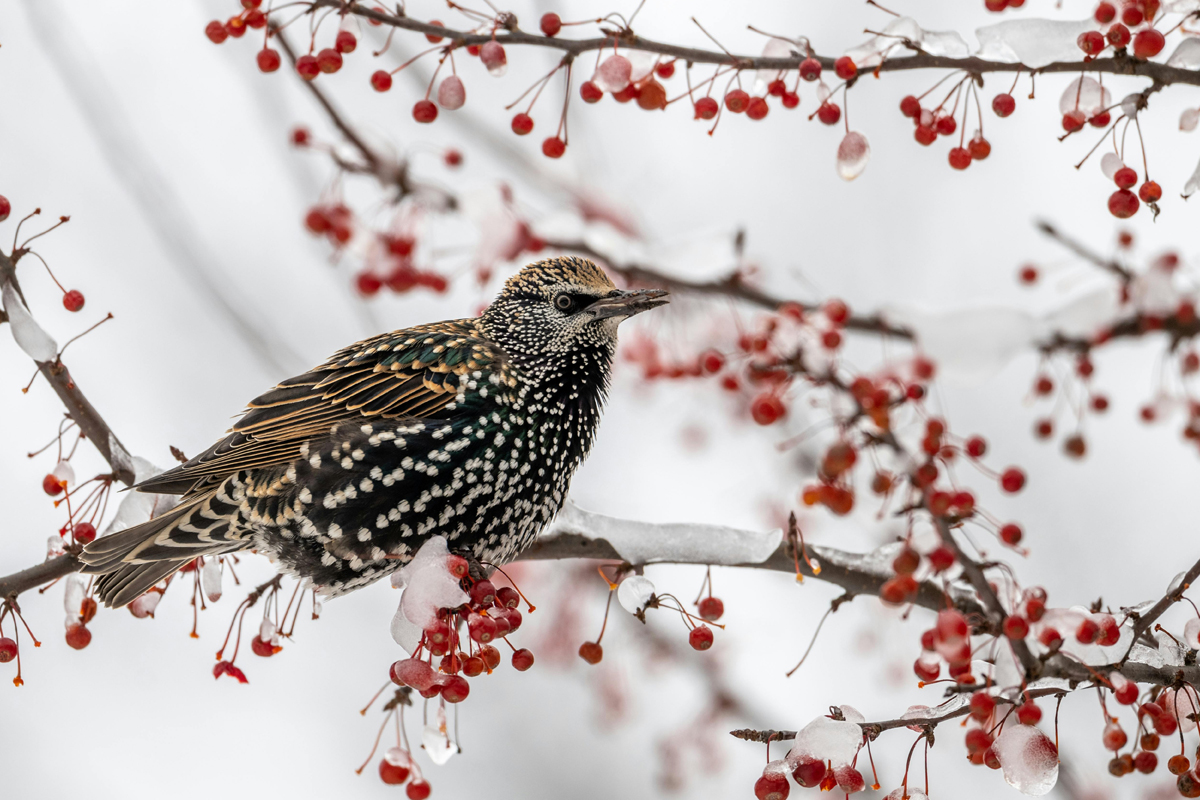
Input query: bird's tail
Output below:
<box><xmin>80</xmin><ymin>492</ymin><xmax>253</xmax><ymax>608</ymax></box>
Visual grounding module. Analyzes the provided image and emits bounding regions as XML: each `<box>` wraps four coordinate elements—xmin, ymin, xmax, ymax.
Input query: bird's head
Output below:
<box><xmin>479</xmin><ymin>256</ymin><xmax>669</xmax><ymax>371</ymax></box>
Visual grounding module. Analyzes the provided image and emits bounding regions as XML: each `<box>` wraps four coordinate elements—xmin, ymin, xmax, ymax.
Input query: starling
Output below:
<box><xmin>80</xmin><ymin>257</ymin><xmax>667</xmax><ymax>607</ymax></box>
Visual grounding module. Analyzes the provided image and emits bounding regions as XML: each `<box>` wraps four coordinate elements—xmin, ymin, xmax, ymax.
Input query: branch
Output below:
<box><xmin>541</xmin><ymin>238</ymin><xmax>914</xmax><ymax>339</ymax></box>
<box><xmin>0</xmin><ymin>554</ymin><xmax>81</xmax><ymax>601</ymax></box>
<box><xmin>327</xmin><ymin>1</ymin><xmax>1200</xmax><ymax>87</ymax></box>
<box><xmin>1120</xmin><ymin>555</ymin><xmax>1200</xmax><ymax>663</ymax></box>
<box><xmin>1036</xmin><ymin>221</ymin><xmax>1133</xmax><ymax>282</ymax></box>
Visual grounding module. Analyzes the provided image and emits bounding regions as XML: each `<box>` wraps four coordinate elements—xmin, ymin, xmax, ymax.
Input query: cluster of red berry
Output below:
<box><xmin>387</xmin><ymin>555</ymin><xmax>534</xmax><ymax>707</ymax></box>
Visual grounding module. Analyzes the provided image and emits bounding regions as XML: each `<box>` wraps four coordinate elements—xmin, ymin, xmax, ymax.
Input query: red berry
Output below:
<box><xmin>0</xmin><ymin>195</ymin><xmax>9</xmax><ymax>222</ymax></box>
<box><xmin>0</xmin><ymin>637</ymin><xmax>16</xmax><ymax>663</ymax></box>
<box><xmin>999</xmin><ymin>523</ymin><xmax>1023</xmax><ymax>546</ymax></box>
<box><xmin>817</xmin><ymin>103</ymin><xmax>841</xmax><ymax>125</ymax></box>
<box><xmin>42</xmin><ymin>473</ymin><xmax>63</xmax><ymax>496</ymax></box>
<box><xmin>539</xmin><ymin>12</ymin><xmax>562</xmax><ymax>37</ymax></box>
<box><xmin>1017</xmin><ymin>702</ymin><xmax>1042</xmax><ymax>725</ymax></box>
<box><xmin>1139</xmin><ymin>180</ymin><xmax>1162</xmax><ymax>202</ymax></box>
<box><xmin>412</xmin><ymin>100</ymin><xmax>438</xmax><ymax>123</ymax></box>
<box><xmin>970</xmin><ymin>691</ymin><xmax>997</xmax><ymax>721</ymax></box>
<box><xmin>1107</xmin><ymin>23</ymin><xmax>1131</xmax><ymax>48</ymax></box>
<box><xmin>316</xmin><ymin>48</ymin><xmax>343</xmax><ymax>74</ymax></box>
<box><xmin>204</xmin><ymin>20</ymin><xmax>228</xmax><ymax>44</ymax></box>
<box><xmin>225</xmin><ymin>18</ymin><xmax>247</xmax><ymax>39</ymax></box>
<box><xmin>914</xmin><ymin>658</ymin><xmax>940</xmax><ymax>682</ymax></box>
<box><xmin>255</xmin><ymin>48</ymin><xmax>281</xmax><ymax>73</ymax></box>
<box><xmin>440</xmin><ymin>675</ymin><xmax>470</xmax><ymax>703</ymax></box>
<box><xmin>406</xmin><ymin>780</ymin><xmax>432</xmax><ymax>800</ymax></box>
<box><xmin>698</xmin><ymin>596</ymin><xmax>725</xmax><ymax>621</ymax></box>
<box><xmin>62</xmin><ymin>289</ymin><xmax>85</xmax><ymax>312</ymax></box>
<box><xmin>511</xmin><ymin>113</ymin><xmax>534</xmax><ymax>135</ymax></box>
<box><xmin>390</xmin><ymin>658</ymin><xmax>437</xmax><ymax>690</ymax></box>
<box><xmin>792</xmin><ymin>758</ymin><xmax>826</xmax><ymax>788</ymax></box>
<box><xmin>1062</xmin><ymin>110</ymin><xmax>1087</xmax><ymax>132</ymax></box>
<box><xmin>580</xmin><ymin>80</ymin><xmax>603</xmax><ymax>103</ymax></box>
<box><xmin>1133</xmin><ymin>28</ymin><xmax>1165</xmax><ymax>59</ymax></box>
<box><xmin>689</xmin><ymin>625</ymin><xmax>714</xmax><ymax>651</ymax></box>
<box><xmin>965</xmin><ymin>436</ymin><xmax>987</xmax><ymax>457</ymax></box>
<box><xmin>899</xmin><ymin>95</ymin><xmax>921</xmax><ymax>118</ymax></box>
<box><xmin>656</xmin><ymin>61</ymin><xmax>676</xmax><ymax>79</ymax></box>
<box><xmin>1107</xmin><ymin>189</ymin><xmax>1139</xmax><ymax>218</ymax></box>
<box><xmin>1095</xmin><ymin>2</ymin><xmax>1116</xmax><ymax>23</ymax></box>
<box><xmin>73</xmin><ymin>521</ymin><xmax>97</xmax><ymax>544</ymax></box>
<box><xmin>693</xmin><ymin>96</ymin><xmax>718</xmax><ymax>119</ymax></box>
<box><xmin>541</xmin><ymin>137</ymin><xmax>565</xmax><ymax>158</ymax></box>
<box><xmin>1076</xmin><ymin>617</ymin><xmax>1100</xmax><ymax>644</ymax></box>
<box><xmin>724</xmin><ymin>89</ymin><xmax>750</xmax><ymax>113</ymax></box>
<box><xmin>1090</xmin><ymin>110</ymin><xmax>1112</xmax><ymax>127</ymax></box>
<box><xmin>467</xmin><ymin>613</ymin><xmax>497</xmax><ymax>644</ymax></box>
<box><xmin>928</xmin><ymin>546</ymin><xmax>955</xmax><ymax>572</ymax></box>
<box><xmin>750</xmin><ymin>393</ymin><xmax>786</xmax><ymax>425</ymax></box>
<box><xmin>295</xmin><ymin>55</ymin><xmax>320</xmax><ymax>81</ymax></box>
<box><xmin>834</xmin><ymin>56</ymin><xmax>857</xmax><ymax>80</ymax></box>
<box><xmin>934</xmin><ymin>115</ymin><xmax>956</xmax><ymax>136</ymax></box>
<box><xmin>637</xmin><ymin>80</ymin><xmax>667</xmax><ymax>111</ymax></box>
<box><xmin>755</xmin><ymin>772</ymin><xmax>790</xmax><ymax>800</ymax></box>
<box><xmin>746</xmin><ymin>97</ymin><xmax>769</xmax><ymax>120</ymax></box>
<box><xmin>767</xmin><ymin>79</ymin><xmax>786</xmax><ymax>97</ymax></box>
<box><xmin>1003</xmin><ymin>615</ymin><xmax>1030</xmax><ymax>639</ymax></box>
<box><xmin>965</xmin><ymin>728</ymin><xmax>993</xmax><ymax>753</ymax></box>
<box><xmin>821</xmin><ymin>329</ymin><xmax>842</xmax><ymax>349</ymax></box>
<box><xmin>1122</xmin><ymin>6</ymin><xmax>1145</xmax><ymax>26</ymax></box>
<box><xmin>479</xmin><ymin>645</ymin><xmax>501</xmax><ymax>670</ymax></box>
<box><xmin>379</xmin><ymin>759</ymin><xmax>410</xmax><ymax>785</ymax></box>
<box><xmin>511</xmin><ymin>648</ymin><xmax>535</xmax><ymax>671</ymax></box>
<box><xmin>335</xmin><ymin>30</ymin><xmax>357</xmax><ymax>54</ymax></box>
<box><xmin>1077</xmin><ymin>30</ymin><xmax>1106</xmax><ymax>55</ymax></box>
<box><xmin>1133</xmin><ymin>751</ymin><xmax>1158</xmax><ymax>774</ymax></box>
<box><xmin>370</xmin><ymin>70</ymin><xmax>393</xmax><ymax>92</ymax></box>
<box><xmin>914</xmin><ymin>125</ymin><xmax>937</xmax><ymax>145</ymax></box>
<box><xmin>948</xmin><ymin>147</ymin><xmax>972</xmax><ymax>170</ymax></box>
<box><xmin>1113</xmin><ymin>166</ymin><xmax>1138</xmax><ymax>189</ymax></box>
<box><xmin>968</xmin><ymin>136</ymin><xmax>992</xmax><ymax>160</ymax></box>
<box><xmin>425</xmin><ymin>20</ymin><xmax>444</xmax><ymax>44</ymax></box>
<box><xmin>799</xmin><ymin>57</ymin><xmax>822</xmax><ymax>81</ymax></box>
<box><xmin>1000</xmin><ymin>467</ymin><xmax>1026</xmax><ymax>493</ymax></box>
<box><xmin>1103</xmin><ymin>723</ymin><xmax>1128</xmax><ymax>751</ymax></box>
<box><xmin>781</xmin><ymin>91</ymin><xmax>800</xmax><ymax>109</ymax></box>
<box><xmin>578</xmin><ymin>641</ymin><xmax>603</xmax><ymax>664</ymax></box>
<box><xmin>992</xmin><ymin>93</ymin><xmax>1016</xmax><ymax>117</ymax></box>
<box><xmin>65</xmin><ymin>623</ymin><xmax>91</xmax><ymax>650</ymax></box>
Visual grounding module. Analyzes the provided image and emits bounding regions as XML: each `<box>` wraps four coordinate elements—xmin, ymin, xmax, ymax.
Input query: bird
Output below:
<box><xmin>80</xmin><ymin>257</ymin><xmax>668</xmax><ymax>607</ymax></box>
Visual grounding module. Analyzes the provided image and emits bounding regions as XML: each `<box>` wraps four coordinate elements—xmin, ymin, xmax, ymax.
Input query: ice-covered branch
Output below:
<box><xmin>524</xmin><ymin>503</ymin><xmax>987</xmax><ymax>620</ymax></box>
<box><xmin>326</xmin><ymin>1</ymin><xmax>1200</xmax><ymax>87</ymax></box>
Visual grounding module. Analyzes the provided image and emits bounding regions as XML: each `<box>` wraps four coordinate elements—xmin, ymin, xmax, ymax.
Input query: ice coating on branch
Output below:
<box><xmin>201</xmin><ymin>558</ymin><xmax>223</xmax><ymax>602</ymax></box>
<box><xmin>102</xmin><ymin>456</ymin><xmax>177</xmax><ymax>536</ymax></box>
<box><xmin>1167</xmin><ymin>37</ymin><xmax>1200</xmax><ymax>68</ymax></box>
<box><xmin>785</xmin><ymin>716</ymin><xmax>863</xmax><ymax>770</ymax></box>
<box><xmin>1101</xmin><ymin>152</ymin><xmax>1124</xmax><ymax>180</ymax></box>
<box><xmin>1182</xmin><ymin>108</ymin><xmax>1200</xmax><ymax>132</ymax></box>
<box><xmin>922</xmin><ymin>29</ymin><xmax>970</xmax><ymax>58</ymax></box>
<box><xmin>975</xmin><ymin>19</ymin><xmax>1095</xmax><ymax>68</ymax></box>
<box><xmin>839</xmin><ymin>705</ymin><xmax>866</xmax><ymax>724</ymax></box>
<box><xmin>844</xmin><ymin>17</ymin><xmax>920</xmax><ymax>66</ymax></box>
<box><xmin>1120</xmin><ymin>93</ymin><xmax>1142</xmax><ymax>120</ymax></box>
<box><xmin>1058</xmin><ymin>77</ymin><xmax>1110</xmax><ymax>116</ymax></box>
<box><xmin>595</xmin><ymin>55</ymin><xmax>632</xmax><ymax>93</ymax></box>
<box><xmin>836</xmin><ymin>132</ymin><xmax>871</xmax><ymax>181</ymax></box>
<box><xmin>755</xmin><ymin>38</ymin><xmax>795</xmax><ymax>94</ymax></box>
<box><xmin>2</xmin><ymin>280</ymin><xmax>58</xmax><ymax>362</ymax></box>
<box><xmin>626</xmin><ymin>50</ymin><xmax>656</xmax><ymax>83</ymax></box>
<box><xmin>1184</xmin><ymin>156</ymin><xmax>1200</xmax><ymax>198</ymax></box>
<box><xmin>389</xmin><ymin>536</ymin><xmax>469</xmax><ymax>654</ymax></box>
<box><xmin>1037</xmin><ymin>286</ymin><xmax>1121</xmax><ymax>341</ymax></box>
<box><xmin>546</xmin><ymin>501</ymin><xmax>783</xmax><ymax>566</ymax></box>
<box><xmin>617</xmin><ymin>575</ymin><xmax>655</xmax><ymax>614</ymax></box>
<box><xmin>885</xmin><ymin>306</ymin><xmax>1036</xmax><ymax>382</ymax></box>
<box><xmin>994</xmin><ymin>724</ymin><xmax>1059</xmax><ymax>795</ymax></box>
<box><xmin>1129</xmin><ymin>259</ymin><xmax>1182</xmax><ymax>315</ymax></box>
<box><xmin>1166</xmin><ymin>0</ymin><xmax>1200</xmax><ymax>10</ymax></box>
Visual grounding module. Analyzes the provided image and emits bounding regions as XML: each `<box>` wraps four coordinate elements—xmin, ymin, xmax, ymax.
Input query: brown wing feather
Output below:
<box><xmin>137</xmin><ymin>321</ymin><xmax>498</xmax><ymax>496</ymax></box>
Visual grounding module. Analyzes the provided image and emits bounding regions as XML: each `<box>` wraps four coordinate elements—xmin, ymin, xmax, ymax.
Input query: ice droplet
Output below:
<box><xmin>259</xmin><ymin>618</ymin><xmax>276</xmax><ymax>642</ymax></box>
<box><xmin>817</xmin><ymin>81</ymin><xmax>832</xmax><ymax>104</ymax></box>
<box><xmin>63</xmin><ymin>574</ymin><xmax>85</xmax><ymax>618</ymax></box>
<box><xmin>839</xmin><ymin>705</ymin><xmax>866</xmax><ymax>724</ymax></box>
<box><xmin>1</xmin><ymin>280</ymin><xmax>58</xmax><ymax>362</ymax></box>
<box><xmin>617</xmin><ymin>575</ymin><xmax>655</xmax><ymax>614</ymax></box>
<box><xmin>1100</xmin><ymin>152</ymin><xmax>1124</xmax><ymax>180</ymax></box>
<box><xmin>423</xmin><ymin>707</ymin><xmax>456</xmax><ymax>765</ymax></box>
<box><xmin>437</xmin><ymin>75</ymin><xmax>465</xmax><ymax>110</ymax></box>
<box><xmin>129</xmin><ymin>590</ymin><xmax>161</xmax><ymax>618</ymax></box>
<box><xmin>886</xmin><ymin>789</ymin><xmax>928</xmax><ymax>800</ymax></box>
<box><xmin>785</xmin><ymin>716</ymin><xmax>863</xmax><ymax>769</ymax></box>
<box><xmin>1185</xmin><ymin>618</ymin><xmax>1200</xmax><ymax>648</ymax></box>
<box><xmin>384</xmin><ymin>747</ymin><xmax>412</xmax><ymax>768</ymax></box>
<box><xmin>1181</xmin><ymin>108</ymin><xmax>1200</xmax><ymax>132</ymax></box>
<box><xmin>756</xmin><ymin>38</ymin><xmax>794</xmax><ymax>93</ymax></box>
<box><xmin>201</xmin><ymin>558</ymin><xmax>223</xmax><ymax>603</ymax></box>
<box><xmin>1159</xmin><ymin>688</ymin><xmax>1199</xmax><ymax>733</ymax></box>
<box><xmin>479</xmin><ymin>41</ymin><xmax>507</xmax><ymax>77</ymax></box>
<box><xmin>1058</xmin><ymin>76</ymin><xmax>1109</xmax><ymax>116</ymax></box>
<box><xmin>1167</xmin><ymin>37</ymin><xmax>1200</xmax><ymax>68</ymax></box>
<box><xmin>52</xmin><ymin>460</ymin><xmax>76</xmax><ymax>488</ymax></box>
<box><xmin>46</xmin><ymin>536</ymin><xmax>65</xmax><ymax>558</ymax></box>
<box><xmin>595</xmin><ymin>55</ymin><xmax>632</xmax><ymax>93</ymax></box>
<box><xmin>836</xmin><ymin>132</ymin><xmax>870</xmax><ymax>181</ymax></box>
<box><xmin>1120</xmin><ymin>93</ymin><xmax>1142</xmax><ymax>119</ymax></box>
<box><xmin>994</xmin><ymin>724</ymin><xmax>1059</xmax><ymax>795</ymax></box>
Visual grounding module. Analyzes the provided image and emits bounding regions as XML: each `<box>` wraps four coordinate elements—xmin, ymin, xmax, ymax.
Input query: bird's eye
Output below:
<box><xmin>554</xmin><ymin>294</ymin><xmax>574</xmax><ymax>311</ymax></box>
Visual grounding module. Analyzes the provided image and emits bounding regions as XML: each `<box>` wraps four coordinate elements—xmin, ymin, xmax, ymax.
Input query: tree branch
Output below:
<box><xmin>325</xmin><ymin>1</ymin><xmax>1200</xmax><ymax>87</ymax></box>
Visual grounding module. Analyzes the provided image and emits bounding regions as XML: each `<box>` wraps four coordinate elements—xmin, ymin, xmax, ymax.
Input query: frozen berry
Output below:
<box><xmin>689</xmin><ymin>625</ymin><xmax>714</xmax><ymax>651</ymax></box>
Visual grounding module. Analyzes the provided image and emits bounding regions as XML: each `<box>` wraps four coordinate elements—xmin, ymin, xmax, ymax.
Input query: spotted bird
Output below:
<box><xmin>80</xmin><ymin>257</ymin><xmax>668</xmax><ymax>607</ymax></box>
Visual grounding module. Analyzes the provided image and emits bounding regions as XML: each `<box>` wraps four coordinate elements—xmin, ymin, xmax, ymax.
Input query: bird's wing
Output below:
<box><xmin>137</xmin><ymin>321</ymin><xmax>507</xmax><ymax>496</ymax></box>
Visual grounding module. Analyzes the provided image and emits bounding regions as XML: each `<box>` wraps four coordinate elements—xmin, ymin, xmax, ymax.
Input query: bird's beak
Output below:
<box><xmin>588</xmin><ymin>288</ymin><xmax>670</xmax><ymax>321</ymax></box>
